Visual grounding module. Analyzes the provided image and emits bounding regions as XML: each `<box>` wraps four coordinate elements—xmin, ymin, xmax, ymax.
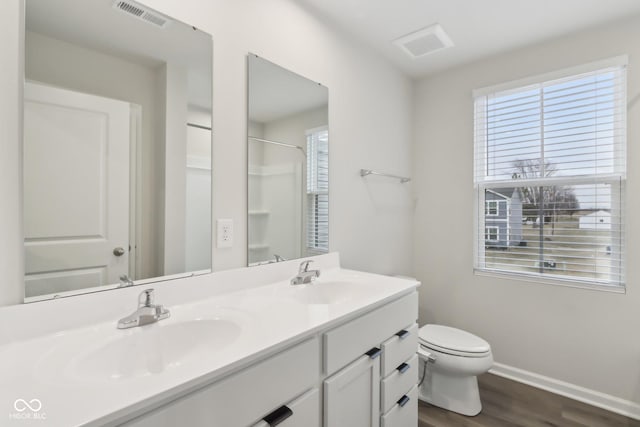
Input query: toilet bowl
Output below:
<box><xmin>417</xmin><ymin>324</ymin><xmax>493</xmax><ymax>416</ymax></box>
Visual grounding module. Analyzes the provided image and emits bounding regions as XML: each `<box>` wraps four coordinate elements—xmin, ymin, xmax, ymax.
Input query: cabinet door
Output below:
<box><xmin>324</xmin><ymin>353</ymin><xmax>380</xmax><ymax>427</ymax></box>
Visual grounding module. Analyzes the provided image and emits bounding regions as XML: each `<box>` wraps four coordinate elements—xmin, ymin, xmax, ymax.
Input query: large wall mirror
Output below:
<box><xmin>24</xmin><ymin>0</ymin><xmax>213</xmax><ymax>301</ymax></box>
<box><xmin>247</xmin><ymin>55</ymin><xmax>329</xmax><ymax>265</ymax></box>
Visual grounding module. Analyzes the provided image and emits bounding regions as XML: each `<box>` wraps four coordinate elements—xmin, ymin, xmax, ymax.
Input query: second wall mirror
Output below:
<box><xmin>247</xmin><ymin>55</ymin><xmax>329</xmax><ymax>265</ymax></box>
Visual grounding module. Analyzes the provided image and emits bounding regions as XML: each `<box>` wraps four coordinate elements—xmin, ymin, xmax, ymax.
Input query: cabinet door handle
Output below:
<box><xmin>397</xmin><ymin>395</ymin><xmax>410</xmax><ymax>408</ymax></box>
<box><xmin>365</xmin><ymin>347</ymin><xmax>382</xmax><ymax>359</ymax></box>
<box><xmin>262</xmin><ymin>405</ymin><xmax>293</xmax><ymax>426</ymax></box>
<box><xmin>397</xmin><ymin>362</ymin><xmax>410</xmax><ymax>373</ymax></box>
<box><xmin>395</xmin><ymin>329</ymin><xmax>410</xmax><ymax>340</ymax></box>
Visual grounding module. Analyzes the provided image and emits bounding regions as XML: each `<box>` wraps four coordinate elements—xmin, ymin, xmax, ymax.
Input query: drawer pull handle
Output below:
<box><xmin>263</xmin><ymin>405</ymin><xmax>293</xmax><ymax>426</ymax></box>
<box><xmin>397</xmin><ymin>362</ymin><xmax>410</xmax><ymax>373</ymax></box>
<box><xmin>396</xmin><ymin>330</ymin><xmax>410</xmax><ymax>339</ymax></box>
<box><xmin>397</xmin><ymin>395</ymin><xmax>410</xmax><ymax>408</ymax></box>
<box><xmin>365</xmin><ymin>347</ymin><xmax>382</xmax><ymax>359</ymax></box>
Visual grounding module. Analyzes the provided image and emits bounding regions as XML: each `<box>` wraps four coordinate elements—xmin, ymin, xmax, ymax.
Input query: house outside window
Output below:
<box><xmin>473</xmin><ymin>57</ymin><xmax>626</xmax><ymax>289</ymax></box>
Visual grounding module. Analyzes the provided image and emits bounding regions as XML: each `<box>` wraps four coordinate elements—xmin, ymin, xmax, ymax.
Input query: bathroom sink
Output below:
<box><xmin>69</xmin><ymin>318</ymin><xmax>241</xmax><ymax>381</ymax></box>
<box><xmin>285</xmin><ymin>281</ymin><xmax>370</xmax><ymax>305</ymax></box>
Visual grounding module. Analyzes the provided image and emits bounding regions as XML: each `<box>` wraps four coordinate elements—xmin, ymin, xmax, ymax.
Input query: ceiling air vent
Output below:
<box><xmin>113</xmin><ymin>0</ymin><xmax>171</xmax><ymax>29</ymax></box>
<box><xmin>393</xmin><ymin>23</ymin><xmax>454</xmax><ymax>59</ymax></box>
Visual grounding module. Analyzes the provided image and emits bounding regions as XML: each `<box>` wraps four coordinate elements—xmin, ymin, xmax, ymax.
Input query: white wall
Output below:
<box><xmin>146</xmin><ymin>0</ymin><xmax>414</xmax><ymax>274</ymax></box>
<box><xmin>263</xmin><ymin>106</ymin><xmax>327</xmax><ymax>164</ymax></box>
<box><xmin>161</xmin><ymin>62</ymin><xmax>188</xmax><ymax>275</ymax></box>
<box><xmin>413</xmin><ymin>15</ymin><xmax>640</xmax><ymax>403</ymax></box>
<box><xmin>185</xmin><ymin>108</ymin><xmax>212</xmax><ymax>272</ymax></box>
<box><xmin>0</xmin><ymin>0</ymin><xmax>414</xmax><ymax>304</ymax></box>
<box><xmin>0</xmin><ymin>0</ymin><xmax>23</xmax><ymax>306</ymax></box>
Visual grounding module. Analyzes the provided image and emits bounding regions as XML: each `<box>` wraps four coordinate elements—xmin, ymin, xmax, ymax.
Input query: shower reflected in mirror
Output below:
<box><xmin>247</xmin><ymin>55</ymin><xmax>329</xmax><ymax>265</ymax></box>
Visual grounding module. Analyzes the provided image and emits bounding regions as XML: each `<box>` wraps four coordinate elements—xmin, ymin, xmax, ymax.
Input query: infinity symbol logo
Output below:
<box><xmin>14</xmin><ymin>398</ymin><xmax>42</xmax><ymax>412</ymax></box>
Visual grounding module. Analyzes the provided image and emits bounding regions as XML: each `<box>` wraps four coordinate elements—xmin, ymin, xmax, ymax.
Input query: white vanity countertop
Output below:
<box><xmin>0</xmin><ymin>253</ymin><xmax>419</xmax><ymax>427</ymax></box>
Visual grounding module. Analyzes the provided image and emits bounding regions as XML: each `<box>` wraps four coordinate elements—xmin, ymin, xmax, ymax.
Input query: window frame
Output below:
<box><xmin>485</xmin><ymin>226</ymin><xmax>499</xmax><ymax>242</ymax></box>
<box><xmin>473</xmin><ymin>56</ymin><xmax>627</xmax><ymax>292</ymax></box>
<box><xmin>485</xmin><ymin>199</ymin><xmax>507</xmax><ymax>217</ymax></box>
<box><xmin>485</xmin><ymin>201</ymin><xmax>498</xmax><ymax>216</ymax></box>
<box><xmin>306</xmin><ymin>126</ymin><xmax>329</xmax><ymax>254</ymax></box>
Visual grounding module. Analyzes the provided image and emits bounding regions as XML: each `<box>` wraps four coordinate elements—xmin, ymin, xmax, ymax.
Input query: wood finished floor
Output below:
<box><xmin>418</xmin><ymin>373</ymin><xmax>640</xmax><ymax>427</ymax></box>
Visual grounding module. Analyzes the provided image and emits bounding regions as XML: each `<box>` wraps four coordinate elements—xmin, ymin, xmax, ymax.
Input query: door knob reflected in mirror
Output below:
<box><xmin>113</xmin><ymin>247</ymin><xmax>126</xmax><ymax>257</ymax></box>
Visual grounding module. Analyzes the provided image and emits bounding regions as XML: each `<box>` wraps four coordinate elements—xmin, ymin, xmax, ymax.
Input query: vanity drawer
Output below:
<box><xmin>381</xmin><ymin>354</ymin><xmax>418</xmax><ymax>414</ymax></box>
<box><xmin>381</xmin><ymin>385</ymin><xmax>418</xmax><ymax>427</ymax></box>
<box><xmin>323</xmin><ymin>291</ymin><xmax>418</xmax><ymax>375</ymax></box>
<box><xmin>121</xmin><ymin>337</ymin><xmax>320</xmax><ymax>427</ymax></box>
<box><xmin>252</xmin><ymin>388</ymin><xmax>320</xmax><ymax>427</ymax></box>
<box><xmin>380</xmin><ymin>323</ymin><xmax>418</xmax><ymax>377</ymax></box>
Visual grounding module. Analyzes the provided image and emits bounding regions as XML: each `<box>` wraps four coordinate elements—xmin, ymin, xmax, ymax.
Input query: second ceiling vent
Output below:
<box><xmin>393</xmin><ymin>23</ymin><xmax>454</xmax><ymax>59</ymax></box>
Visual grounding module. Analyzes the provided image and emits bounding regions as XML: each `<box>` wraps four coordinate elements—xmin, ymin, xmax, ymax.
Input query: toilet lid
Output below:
<box><xmin>419</xmin><ymin>324</ymin><xmax>490</xmax><ymax>354</ymax></box>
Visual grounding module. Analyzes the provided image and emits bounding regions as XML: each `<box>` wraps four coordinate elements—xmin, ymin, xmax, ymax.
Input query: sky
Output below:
<box><xmin>480</xmin><ymin>68</ymin><xmax>624</xmax><ymax>209</ymax></box>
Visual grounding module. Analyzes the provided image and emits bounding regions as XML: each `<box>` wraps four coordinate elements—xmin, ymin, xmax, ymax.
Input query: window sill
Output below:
<box><xmin>474</xmin><ymin>268</ymin><xmax>626</xmax><ymax>294</ymax></box>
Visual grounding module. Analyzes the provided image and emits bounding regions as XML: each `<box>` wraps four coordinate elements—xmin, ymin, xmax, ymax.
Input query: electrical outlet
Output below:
<box><xmin>217</xmin><ymin>219</ymin><xmax>233</xmax><ymax>248</ymax></box>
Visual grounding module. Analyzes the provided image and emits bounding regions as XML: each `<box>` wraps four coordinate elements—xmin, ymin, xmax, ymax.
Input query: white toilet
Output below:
<box><xmin>417</xmin><ymin>324</ymin><xmax>493</xmax><ymax>416</ymax></box>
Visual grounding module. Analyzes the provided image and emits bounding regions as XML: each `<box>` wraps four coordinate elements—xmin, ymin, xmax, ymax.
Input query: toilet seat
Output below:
<box><xmin>419</xmin><ymin>324</ymin><xmax>490</xmax><ymax>358</ymax></box>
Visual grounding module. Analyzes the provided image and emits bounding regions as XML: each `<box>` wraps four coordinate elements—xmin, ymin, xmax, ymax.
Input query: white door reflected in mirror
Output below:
<box><xmin>24</xmin><ymin>82</ymin><xmax>131</xmax><ymax>298</ymax></box>
<box><xmin>22</xmin><ymin>0</ymin><xmax>213</xmax><ymax>302</ymax></box>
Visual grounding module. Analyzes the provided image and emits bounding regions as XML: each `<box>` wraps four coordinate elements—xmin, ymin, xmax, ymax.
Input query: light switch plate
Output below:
<box><xmin>217</xmin><ymin>219</ymin><xmax>233</xmax><ymax>248</ymax></box>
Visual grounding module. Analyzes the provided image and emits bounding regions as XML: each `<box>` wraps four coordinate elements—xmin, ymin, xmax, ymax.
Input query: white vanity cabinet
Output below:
<box><xmin>323</xmin><ymin>291</ymin><xmax>419</xmax><ymax>427</ymax></box>
<box><xmin>118</xmin><ymin>290</ymin><xmax>419</xmax><ymax>427</ymax></box>
<box><xmin>120</xmin><ymin>337</ymin><xmax>320</xmax><ymax>427</ymax></box>
<box><xmin>379</xmin><ymin>323</ymin><xmax>419</xmax><ymax>426</ymax></box>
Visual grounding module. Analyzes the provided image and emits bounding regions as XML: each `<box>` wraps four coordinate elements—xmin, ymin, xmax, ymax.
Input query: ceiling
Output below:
<box><xmin>297</xmin><ymin>0</ymin><xmax>640</xmax><ymax>78</ymax></box>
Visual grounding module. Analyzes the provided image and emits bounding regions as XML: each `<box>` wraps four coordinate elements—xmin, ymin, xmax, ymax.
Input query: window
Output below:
<box><xmin>485</xmin><ymin>201</ymin><xmax>498</xmax><ymax>216</ymax></box>
<box><xmin>485</xmin><ymin>227</ymin><xmax>499</xmax><ymax>242</ymax></box>
<box><xmin>485</xmin><ymin>199</ymin><xmax>506</xmax><ymax>216</ymax></box>
<box><xmin>474</xmin><ymin>57</ymin><xmax>627</xmax><ymax>289</ymax></box>
<box><xmin>306</xmin><ymin>127</ymin><xmax>329</xmax><ymax>253</ymax></box>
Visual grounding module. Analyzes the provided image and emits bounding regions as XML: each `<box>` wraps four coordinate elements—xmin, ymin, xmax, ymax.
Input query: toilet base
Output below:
<box><xmin>419</xmin><ymin>369</ymin><xmax>482</xmax><ymax>416</ymax></box>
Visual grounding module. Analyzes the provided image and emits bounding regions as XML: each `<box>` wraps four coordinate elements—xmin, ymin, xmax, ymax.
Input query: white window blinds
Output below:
<box><xmin>306</xmin><ymin>127</ymin><xmax>329</xmax><ymax>253</ymax></box>
<box><xmin>473</xmin><ymin>58</ymin><xmax>626</xmax><ymax>288</ymax></box>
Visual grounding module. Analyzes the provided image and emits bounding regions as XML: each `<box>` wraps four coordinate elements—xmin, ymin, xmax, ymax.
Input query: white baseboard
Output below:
<box><xmin>490</xmin><ymin>362</ymin><xmax>640</xmax><ymax>421</ymax></box>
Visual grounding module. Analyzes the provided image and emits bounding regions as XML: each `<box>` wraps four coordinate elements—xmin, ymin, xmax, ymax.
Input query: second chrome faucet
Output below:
<box><xmin>291</xmin><ymin>260</ymin><xmax>321</xmax><ymax>285</ymax></box>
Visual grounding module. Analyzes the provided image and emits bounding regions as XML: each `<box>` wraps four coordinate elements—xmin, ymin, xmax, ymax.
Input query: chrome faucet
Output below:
<box><xmin>117</xmin><ymin>288</ymin><xmax>170</xmax><ymax>329</ymax></box>
<box><xmin>291</xmin><ymin>260</ymin><xmax>320</xmax><ymax>285</ymax></box>
<box><xmin>273</xmin><ymin>254</ymin><xmax>286</xmax><ymax>262</ymax></box>
<box><xmin>118</xmin><ymin>274</ymin><xmax>134</xmax><ymax>288</ymax></box>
